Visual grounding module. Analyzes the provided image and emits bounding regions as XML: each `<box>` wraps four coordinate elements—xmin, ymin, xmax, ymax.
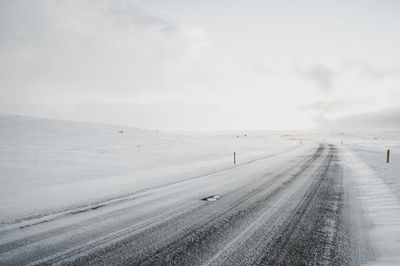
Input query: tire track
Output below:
<box><xmin>248</xmin><ymin>145</ymin><xmax>353</xmax><ymax>265</ymax></box>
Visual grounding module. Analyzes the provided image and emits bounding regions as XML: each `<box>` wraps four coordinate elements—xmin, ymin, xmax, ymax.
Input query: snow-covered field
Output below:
<box><xmin>1</xmin><ymin>115</ymin><xmax>400</xmax><ymax>265</ymax></box>
<box><xmin>0</xmin><ymin>115</ymin><xmax>298</xmax><ymax>222</ymax></box>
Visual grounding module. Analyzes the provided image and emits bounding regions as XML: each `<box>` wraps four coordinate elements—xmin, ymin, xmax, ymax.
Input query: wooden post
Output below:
<box><xmin>234</xmin><ymin>152</ymin><xmax>236</xmax><ymax>164</ymax></box>
<box><xmin>387</xmin><ymin>150</ymin><xmax>390</xmax><ymax>164</ymax></box>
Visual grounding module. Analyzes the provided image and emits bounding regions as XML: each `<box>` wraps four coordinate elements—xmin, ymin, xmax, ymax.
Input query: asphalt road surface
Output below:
<box><xmin>0</xmin><ymin>144</ymin><xmax>370</xmax><ymax>265</ymax></box>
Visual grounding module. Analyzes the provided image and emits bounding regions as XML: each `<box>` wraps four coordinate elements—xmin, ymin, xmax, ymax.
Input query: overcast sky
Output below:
<box><xmin>1</xmin><ymin>0</ymin><xmax>400</xmax><ymax>130</ymax></box>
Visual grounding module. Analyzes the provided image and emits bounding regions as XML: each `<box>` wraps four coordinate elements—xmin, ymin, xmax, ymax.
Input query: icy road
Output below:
<box><xmin>1</xmin><ymin>116</ymin><xmax>400</xmax><ymax>265</ymax></box>
<box><xmin>0</xmin><ymin>143</ymin><xmax>372</xmax><ymax>265</ymax></box>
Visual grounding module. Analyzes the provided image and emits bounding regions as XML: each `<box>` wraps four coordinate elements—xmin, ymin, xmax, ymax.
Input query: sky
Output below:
<box><xmin>1</xmin><ymin>0</ymin><xmax>400</xmax><ymax>130</ymax></box>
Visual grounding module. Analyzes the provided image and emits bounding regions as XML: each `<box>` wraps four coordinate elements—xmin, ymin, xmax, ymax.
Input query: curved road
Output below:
<box><xmin>0</xmin><ymin>144</ymin><xmax>366</xmax><ymax>265</ymax></box>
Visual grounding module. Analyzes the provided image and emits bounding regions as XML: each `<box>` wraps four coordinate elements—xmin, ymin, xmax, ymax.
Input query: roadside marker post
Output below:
<box><xmin>387</xmin><ymin>150</ymin><xmax>390</xmax><ymax>164</ymax></box>
<box><xmin>234</xmin><ymin>152</ymin><xmax>236</xmax><ymax>165</ymax></box>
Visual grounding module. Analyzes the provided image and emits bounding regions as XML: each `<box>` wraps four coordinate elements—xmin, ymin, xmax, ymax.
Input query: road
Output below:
<box><xmin>0</xmin><ymin>143</ymin><xmax>368</xmax><ymax>265</ymax></box>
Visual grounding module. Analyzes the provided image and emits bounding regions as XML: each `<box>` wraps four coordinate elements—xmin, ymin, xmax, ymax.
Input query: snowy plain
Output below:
<box><xmin>0</xmin><ymin>115</ymin><xmax>299</xmax><ymax>222</ymax></box>
<box><xmin>1</xmin><ymin>115</ymin><xmax>400</xmax><ymax>265</ymax></box>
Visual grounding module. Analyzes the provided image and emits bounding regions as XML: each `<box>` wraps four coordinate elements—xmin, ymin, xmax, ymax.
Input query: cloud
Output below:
<box><xmin>315</xmin><ymin>108</ymin><xmax>400</xmax><ymax>129</ymax></box>
<box><xmin>296</xmin><ymin>98</ymin><xmax>375</xmax><ymax>113</ymax></box>
<box><xmin>0</xmin><ymin>0</ymin><xmax>209</xmax><ymax>103</ymax></box>
<box><xmin>359</xmin><ymin>64</ymin><xmax>400</xmax><ymax>80</ymax></box>
<box><xmin>299</xmin><ymin>64</ymin><xmax>334</xmax><ymax>92</ymax></box>
<box><xmin>1</xmin><ymin>1</ymin><xmax>400</xmax><ymax>130</ymax></box>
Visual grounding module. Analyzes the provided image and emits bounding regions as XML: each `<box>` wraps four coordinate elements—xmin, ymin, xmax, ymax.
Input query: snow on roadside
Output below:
<box><xmin>0</xmin><ymin>115</ymin><xmax>300</xmax><ymax>224</ymax></box>
<box><xmin>342</xmin><ymin>147</ymin><xmax>400</xmax><ymax>265</ymax></box>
